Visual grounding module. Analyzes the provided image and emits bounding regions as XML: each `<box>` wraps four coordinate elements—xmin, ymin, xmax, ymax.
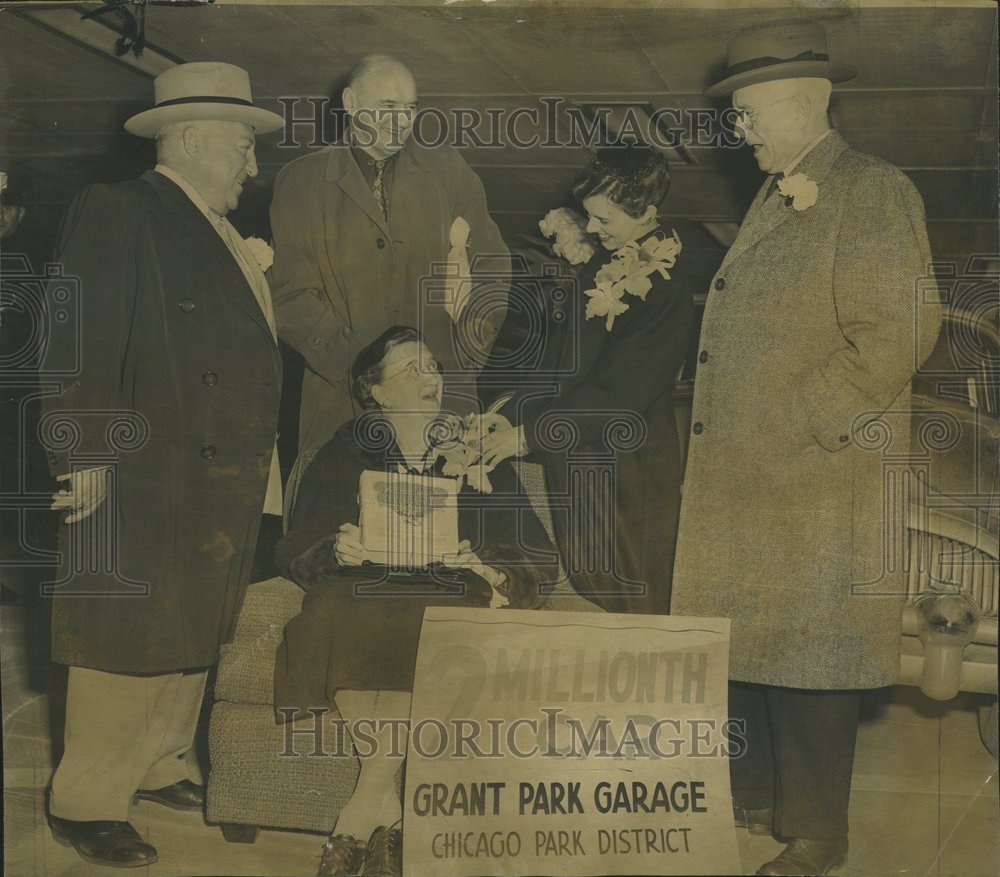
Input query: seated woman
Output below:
<box><xmin>273</xmin><ymin>326</ymin><xmax>560</xmax><ymax>877</ymax></box>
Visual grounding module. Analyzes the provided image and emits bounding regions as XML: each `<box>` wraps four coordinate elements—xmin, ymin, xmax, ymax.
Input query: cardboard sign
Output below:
<box><xmin>404</xmin><ymin>608</ymin><xmax>740</xmax><ymax>876</ymax></box>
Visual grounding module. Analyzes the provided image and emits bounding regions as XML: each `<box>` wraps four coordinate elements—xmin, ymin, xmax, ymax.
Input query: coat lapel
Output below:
<box><xmin>720</xmin><ymin>131</ymin><xmax>851</xmax><ymax>273</ymax></box>
<box><xmin>326</xmin><ymin>146</ymin><xmax>389</xmax><ymax>234</ymax></box>
<box><xmin>141</xmin><ymin>171</ymin><xmax>276</xmax><ymax>345</ymax></box>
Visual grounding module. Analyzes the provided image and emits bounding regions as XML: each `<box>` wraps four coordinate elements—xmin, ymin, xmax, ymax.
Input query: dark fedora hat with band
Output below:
<box><xmin>706</xmin><ymin>20</ymin><xmax>856</xmax><ymax>97</ymax></box>
<box><xmin>125</xmin><ymin>61</ymin><xmax>284</xmax><ymax>138</ymax></box>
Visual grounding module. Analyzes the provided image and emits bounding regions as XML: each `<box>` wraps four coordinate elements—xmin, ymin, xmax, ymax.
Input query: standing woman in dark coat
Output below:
<box><xmin>479</xmin><ymin>145</ymin><xmax>695</xmax><ymax>614</ymax></box>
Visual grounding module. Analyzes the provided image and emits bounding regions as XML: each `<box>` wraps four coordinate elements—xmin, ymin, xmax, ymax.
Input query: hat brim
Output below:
<box><xmin>705</xmin><ymin>61</ymin><xmax>857</xmax><ymax>97</ymax></box>
<box><xmin>124</xmin><ymin>102</ymin><xmax>285</xmax><ymax>138</ymax></box>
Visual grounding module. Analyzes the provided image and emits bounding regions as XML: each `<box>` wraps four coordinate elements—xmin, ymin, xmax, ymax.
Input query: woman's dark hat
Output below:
<box><xmin>706</xmin><ymin>21</ymin><xmax>856</xmax><ymax>97</ymax></box>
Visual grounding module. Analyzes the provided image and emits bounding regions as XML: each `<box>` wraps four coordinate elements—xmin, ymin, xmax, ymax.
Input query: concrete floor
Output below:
<box><xmin>3</xmin><ymin>596</ymin><xmax>997</xmax><ymax>877</ymax></box>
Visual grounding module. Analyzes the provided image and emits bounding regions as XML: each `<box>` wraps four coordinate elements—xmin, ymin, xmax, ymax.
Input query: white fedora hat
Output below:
<box><xmin>125</xmin><ymin>61</ymin><xmax>284</xmax><ymax>138</ymax></box>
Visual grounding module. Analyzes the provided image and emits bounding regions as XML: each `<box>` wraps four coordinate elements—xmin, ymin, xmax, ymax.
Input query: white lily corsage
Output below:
<box><xmin>777</xmin><ymin>173</ymin><xmax>819</xmax><ymax>211</ymax></box>
<box><xmin>244</xmin><ymin>236</ymin><xmax>275</xmax><ymax>272</ymax></box>
<box><xmin>427</xmin><ymin>412</ymin><xmax>496</xmax><ymax>494</ymax></box>
<box><xmin>582</xmin><ymin>230</ymin><xmax>682</xmax><ymax>331</ymax></box>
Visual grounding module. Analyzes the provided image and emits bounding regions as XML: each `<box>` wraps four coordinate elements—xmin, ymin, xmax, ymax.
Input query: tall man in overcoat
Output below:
<box><xmin>41</xmin><ymin>62</ymin><xmax>284</xmax><ymax>868</ymax></box>
<box><xmin>671</xmin><ymin>22</ymin><xmax>942</xmax><ymax>876</ymax></box>
<box><xmin>269</xmin><ymin>54</ymin><xmax>510</xmax><ymax>459</ymax></box>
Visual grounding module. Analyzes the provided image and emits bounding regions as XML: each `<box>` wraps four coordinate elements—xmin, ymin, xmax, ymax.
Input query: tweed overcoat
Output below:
<box><xmin>269</xmin><ymin>140</ymin><xmax>509</xmax><ymax>454</ymax></box>
<box><xmin>40</xmin><ymin>171</ymin><xmax>282</xmax><ymax>673</ymax></box>
<box><xmin>671</xmin><ymin>132</ymin><xmax>942</xmax><ymax>689</ymax></box>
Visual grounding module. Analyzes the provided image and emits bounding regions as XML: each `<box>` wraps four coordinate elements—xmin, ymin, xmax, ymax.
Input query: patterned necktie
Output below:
<box><xmin>371</xmin><ymin>159</ymin><xmax>388</xmax><ymax>219</ymax></box>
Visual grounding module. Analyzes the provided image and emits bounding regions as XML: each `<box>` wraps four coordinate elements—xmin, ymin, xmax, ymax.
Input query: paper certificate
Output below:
<box><xmin>359</xmin><ymin>470</ymin><xmax>460</xmax><ymax>568</ymax></box>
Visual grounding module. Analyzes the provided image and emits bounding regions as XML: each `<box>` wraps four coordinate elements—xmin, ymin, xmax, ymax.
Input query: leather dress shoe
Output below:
<box><xmin>317</xmin><ymin>833</ymin><xmax>367</xmax><ymax>877</ymax></box>
<box><xmin>757</xmin><ymin>836</ymin><xmax>848</xmax><ymax>876</ymax></box>
<box><xmin>134</xmin><ymin>779</ymin><xmax>205</xmax><ymax>811</ymax></box>
<box><xmin>362</xmin><ymin>826</ymin><xmax>402</xmax><ymax>877</ymax></box>
<box><xmin>734</xmin><ymin>804</ymin><xmax>775</xmax><ymax>836</ymax></box>
<box><xmin>49</xmin><ymin>815</ymin><xmax>158</xmax><ymax>868</ymax></box>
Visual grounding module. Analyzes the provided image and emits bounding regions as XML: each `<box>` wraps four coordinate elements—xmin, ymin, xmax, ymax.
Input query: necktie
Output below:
<box><xmin>371</xmin><ymin>159</ymin><xmax>388</xmax><ymax>219</ymax></box>
<box><xmin>765</xmin><ymin>171</ymin><xmax>786</xmax><ymax>201</ymax></box>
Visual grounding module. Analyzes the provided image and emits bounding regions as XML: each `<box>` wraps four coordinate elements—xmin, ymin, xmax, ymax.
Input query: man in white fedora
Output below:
<box><xmin>672</xmin><ymin>20</ymin><xmax>941</xmax><ymax>876</ymax></box>
<box><xmin>41</xmin><ymin>61</ymin><xmax>284</xmax><ymax>867</ymax></box>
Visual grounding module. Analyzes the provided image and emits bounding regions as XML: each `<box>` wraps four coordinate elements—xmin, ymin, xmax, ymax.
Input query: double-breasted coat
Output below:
<box><xmin>671</xmin><ymin>132</ymin><xmax>942</xmax><ymax>689</ymax></box>
<box><xmin>269</xmin><ymin>140</ymin><xmax>510</xmax><ymax>454</ymax></box>
<box><xmin>41</xmin><ymin>171</ymin><xmax>282</xmax><ymax>673</ymax></box>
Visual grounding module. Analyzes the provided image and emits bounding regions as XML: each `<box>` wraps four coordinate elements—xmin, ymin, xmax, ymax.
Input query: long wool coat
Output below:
<box><xmin>671</xmin><ymin>132</ymin><xmax>942</xmax><ymax>689</ymax></box>
<box><xmin>40</xmin><ymin>172</ymin><xmax>281</xmax><ymax>673</ymax></box>
<box><xmin>268</xmin><ymin>140</ymin><xmax>509</xmax><ymax>454</ymax></box>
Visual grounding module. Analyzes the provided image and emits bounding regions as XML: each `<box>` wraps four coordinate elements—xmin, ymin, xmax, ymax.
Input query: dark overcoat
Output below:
<box><xmin>484</xmin><ymin>226</ymin><xmax>696</xmax><ymax>615</ymax></box>
<box><xmin>268</xmin><ymin>139</ymin><xmax>510</xmax><ymax>454</ymax></box>
<box><xmin>40</xmin><ymin>171</ymin><xmax>281</xmax><ymax>673</ymax></box>
<box><xmin>671</xmin><ymin>132</ymin><xmax>942</xmax><ymax>689</ymax></box>
<box><xmin>273</xmin><ymin>419</ymin><xmax>559</xmax><ymax>715</ymax></box>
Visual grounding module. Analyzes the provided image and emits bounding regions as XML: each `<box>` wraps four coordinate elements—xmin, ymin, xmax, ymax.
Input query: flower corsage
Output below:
<box><xmin>583</xmin><ymin>230</ymin><xmax>682</xmax><ymax>331</ymax></box>
<box><xmin>776</xmin><ymin>173</ymin><xmax>819</xmax><ymax>211</ymax></box>
<box><xmin>538</xmin><ymin>207</ymin><xmax>597</xmax><ymax>266</ymax></box>
<box><xmin>244</xmin><ymin>236</ymin><xmax>275</xmax><ymax>272</ymax></box>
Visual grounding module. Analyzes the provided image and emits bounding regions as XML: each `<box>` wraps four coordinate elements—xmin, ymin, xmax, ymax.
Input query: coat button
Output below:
<box><xmin>714</xmin><ymin>277</ymin><xmax>726</xmax><ymax>291</ymax></box>
<box><xmin>200</xmin><ymin>445</ymin><xmax>217</xmax><ymax>460</ymax></box>
<box><xmin>376</xmin><ymin>237</ymin><xmax>386</xmax><ymax>249</ymax></box>
<box><xmin>340</xmin><ymin>326</ymin><xmax>353</xmax><ymax>340</ymax></box>
<box><xmin>698</xmin><ymin>350</ymin><xmax>709</xmax><ymax>364</ymax></box>
<box><xmin>178</xmin><ymin>298</ymin><xmax>196</xmax><ymax>312</ymax></box>
<box><xmin>839</xmin><ymin>434</ymin><xmax>850</xmax><ymax>443</ymax></box>
<box><xmin>202</xmin><ymin>372</ymin><xmax>218</xmax><ymax>386</ymax></box>
<box><xmin>692</xmin><ymin>422</ymin><xmax>704</xmax><ymax>435</ymax></box>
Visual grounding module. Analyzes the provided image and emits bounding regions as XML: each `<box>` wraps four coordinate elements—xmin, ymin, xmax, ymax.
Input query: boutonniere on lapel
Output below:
<box><xmin>538</xmin><ymin>207</ymin><xmax>597</xmax><ymax>266</ymax></box>
<box><xmin>244</xmin><ymin>236</ymin><xmax>274</xmax><ymax>272</ymax></box>
<box><xmin>583</xmin><ymin>231</ymin><xmax>682</xmax><ymax>332</ymax></box>
<box><xmin>776</xmin><ymin>173</ymin><xmax>819</xmax><ymax>211</ymax></box>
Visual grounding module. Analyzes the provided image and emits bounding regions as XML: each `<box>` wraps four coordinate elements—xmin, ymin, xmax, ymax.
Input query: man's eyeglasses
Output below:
<box><xmin>731</xmin><ymin>95</ymin><xmax>796</xmax><ymax>131</ymax></box>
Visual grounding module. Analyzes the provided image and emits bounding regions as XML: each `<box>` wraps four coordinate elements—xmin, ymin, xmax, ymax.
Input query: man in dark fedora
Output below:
<box><xmin>41</xmin><ymin>61</ymin><xmax>284</xmax><ymax>867</ymax></box>
<box><xmin>672</xmin><ymin>20</ymin><xmax>941</xmax><ymax>876</ymax></box>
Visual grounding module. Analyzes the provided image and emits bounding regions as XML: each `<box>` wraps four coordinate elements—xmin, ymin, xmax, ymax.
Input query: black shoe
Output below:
<box><xmin>757</xmin><ymin>836</ymin><xmax>848</xmax><ymax>876</ymax></box>
<box><xmin>361</xmin><ymin>826</ymin><xmax>402</xmax><ymax>877</ymax></box>
<box><xmin>49</xmin><ymin>816</ymin><xmax>158</xmax><ymax>868</ymax></box>
<box><xmin>134</xmin><ymin>779</ymin><xmax>204</xmax><ymax>811</ymax></box>
<box><xmin>734</xmin><ymin>804</ymin><xmax>774</xmax><ymax>836</ymax></box>
<box><xmin>317</xmin><ymin>834</ymin><xmax>367</xmax><ymax>877</ymax></box>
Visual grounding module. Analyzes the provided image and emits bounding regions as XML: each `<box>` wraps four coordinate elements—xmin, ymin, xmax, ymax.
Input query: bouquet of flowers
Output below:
<box><xmin>538</xmin><ymin>207</ymin><xmax>596</xmax><ymax>266</ymax></box>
